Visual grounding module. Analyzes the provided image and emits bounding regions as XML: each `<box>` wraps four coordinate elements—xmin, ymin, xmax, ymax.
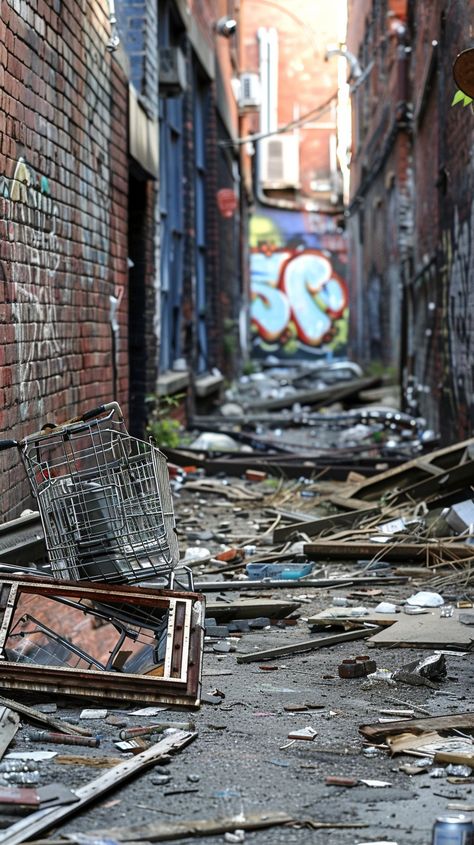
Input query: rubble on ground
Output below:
<box><xmin>0</xmin><ymin>375</ymin><xmax>473</xmax><ymax>844</ymax></box>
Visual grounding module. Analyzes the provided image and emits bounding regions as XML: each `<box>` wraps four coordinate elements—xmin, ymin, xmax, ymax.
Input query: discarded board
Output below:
<box><xmin>30</xmin><ymin>814</ymin><xmax>368</xmax><ymax>844</ymax></box>
<box><xmin>273</xmin><ymin>506</ymin><xmax>381</xmax><ymax>543</ymax></box>
<box><xmin>206</xmin><ymin>597</ymin><xmax>300</xmax><ymax>622</ymax></box>
<box><xmin>304</xmin><ymin>539</ymin><xmax>473</xmax><ymax>563</ymax></box>
<box><xmin>0</xmin><ymin>695</ymin><xmax>90</xmax><ymax>737</ymax></box>
<box><xmin>79</xmin><ymin>811</ymin><xmax>294</xmax><ymax>842</ymax></box>
<box><xmin>247</xmin><ymin>376</ymin><xmax>382</xmax><ymax>413</ymax></box>
<box><xmin>368</xmin><ymin>608</ymin><xmax>474</xmax><ymax>649</ymax></box>
<box><xmin>351</xmin><ymin>437</ymin><xmax>474</xmax><ymax>501</ymax></box>
<box><xmin>308</xmin><ymin>608</ymin><xmax>400</xmax><ymax>628</ymax></box>
<box><xmin>359</xmin><ymin>712</ymin><xmax>474</xmax><ymax>743</ymax></box>
<box><xmin>237</xmin><ymin>627</ymin><xmax>381</xmax><ymax>663</ymax></box>
<box><xmin>0</xmin><ymin>730</ymin><xmax>197</xmax><ymax>845</ymax></box>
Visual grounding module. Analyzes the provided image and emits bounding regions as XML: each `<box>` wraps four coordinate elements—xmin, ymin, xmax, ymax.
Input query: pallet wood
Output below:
<box><xmin>351</xmin><ymin>438</ymin><xmax>474</xmax><ymax>501</ymax></box>
<box><xmin>359</xmin><ymin>713</ymin><xmax>474</xmax><ymax>742</ymax></box>
<box><xmin>236</xmin><ymin>627</ymin><xmax>380</xmax><ymax>663</ymax></box>
<box><xmin>273</xmin><ymin>506</ymin><xmax>380</xmax><ymax>543</ymax></box>
<box><xmin>303</xmin><ymin>539</ymin><xmax>473</xmax><ymax>563</ymax></box>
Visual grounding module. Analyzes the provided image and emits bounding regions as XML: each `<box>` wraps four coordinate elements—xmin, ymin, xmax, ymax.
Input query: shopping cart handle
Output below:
<box><xmin>0</xmin><ymin>440</ymin><xmax>18</xmax><ymax>451</ymax></box>
<box><xmin>81</xmin><ymin>401</ymin><xmax>123</xmax><ymax>422</ymax></box>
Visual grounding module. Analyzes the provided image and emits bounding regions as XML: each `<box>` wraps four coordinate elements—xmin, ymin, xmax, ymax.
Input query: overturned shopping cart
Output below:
<box><xmin>1</xmin><ymin>402</ymin><xmax>182</xmax><ymax>589</ymax></box>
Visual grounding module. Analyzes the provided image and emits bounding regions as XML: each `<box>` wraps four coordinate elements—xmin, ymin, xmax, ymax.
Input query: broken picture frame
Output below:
<box><xmin>0</xmin><ymin>576</ymin><xmax>204</xmax><ymax>706</ymax></box>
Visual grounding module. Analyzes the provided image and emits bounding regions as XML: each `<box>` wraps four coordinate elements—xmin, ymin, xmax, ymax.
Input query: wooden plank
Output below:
<box><xmin>389</xmin><ymin>460</ymin><xmax>474</xmax><ymax>505</ymax></box>
<box><xmin>273</xmin><ymin>506</ymin><xmax>380</xmax><ymax>543</ymax></box>
<box><xmin>83</xmin><ymin>811</ymin><xmax>294</xmax><ymax>842</ymax></box>
<box><xmin>368</xmin><ymin>608</ymin><xmax>474</xmax><ymax>649</ymax></box>
<box><xmin>236</xmin><ymin>627</ymin><xmax>380</xmax><ymax>663</ymax></box>
<box><xmin>303</xmin><ymin>539</ymin><xmax>473</xmax><ymax>563</ymax></box>
<box><xmin>326</xmin><ymin>495</ymin><xmax>383</xmax><ymax>511</ymax></box>
<box><xmin>0</xmin><ymin>730</ymin><xmax>197</xmax><ymax>845</ymax></box>
<box><xmin>308</xmin><ymin>609</ymin><xmax>399</xmax><ymax>628</ymax></box>
<box><xmin>0</xmin><ymin>695</ymin><xmax>91</xmax><ymax>737</ymax></box>
<box><xmin>247</xmin><ymin>376</ymin><xmax>382</xmax><ymax>413</ymax></box>
<box><xmin>351</xmin><ymin>437</ymin><xmax>474</xmax><ymax>501</ymax></box>
<box><xmin>359</xmin><ymin>712</ymin><xmax>474</xmax><ymax>742</ymax></box>
<box><xmin>206</xmin><ymin>598</ymin><xmax>301</xmax><ymax>622</ymax></box>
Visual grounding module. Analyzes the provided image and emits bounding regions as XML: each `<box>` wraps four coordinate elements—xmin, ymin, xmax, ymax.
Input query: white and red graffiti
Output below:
<box><xmin>250</xmin><ymin>248</ymin><xmax>348</xmax><ymax>347</ymax></box>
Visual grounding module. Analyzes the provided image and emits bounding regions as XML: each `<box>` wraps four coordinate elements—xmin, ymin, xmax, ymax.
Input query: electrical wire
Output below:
<box><xmin>218</xmin><ymin>89</ymin><xmax>338</xmax><ymax>147</ymax></box>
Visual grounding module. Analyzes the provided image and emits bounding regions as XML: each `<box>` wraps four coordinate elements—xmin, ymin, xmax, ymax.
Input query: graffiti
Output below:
<box><xmin>249</xmin><ymin>207</ymin><xmax>348</xmax><ymax>357</ymax></box>
<box><xmin>447</xmin><ymin>200</ymin><xmax>474</xmax><ymax>423</ymax></box>
<box><xmin>1</xmin><ymin>157</ymin><xmax>65</xmax><ymax>419</ymax></box>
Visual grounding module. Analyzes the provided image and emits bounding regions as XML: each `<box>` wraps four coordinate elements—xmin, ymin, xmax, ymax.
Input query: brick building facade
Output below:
<box><xmin>0</xmin><ymin>0</ymin><xmax>242</xmax><ymax>520</ymax></box>
<box><xmin>347</xmin><ymin>0</ymin><xmax>474</xmax><ymax>441</ymax></box>
<box><xmin>0</xmin><ymin>0</ymin><xmax>129</xmax><ymax>519</ymax></box>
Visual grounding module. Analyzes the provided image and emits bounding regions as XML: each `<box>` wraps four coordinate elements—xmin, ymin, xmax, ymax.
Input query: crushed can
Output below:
<box><xmin>432</xmin><ymin>815</ymin><xmax>474</xmax><ymax>845</ymax></box>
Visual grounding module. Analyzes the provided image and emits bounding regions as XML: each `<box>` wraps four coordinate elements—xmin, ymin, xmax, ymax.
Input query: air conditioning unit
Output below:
<box><xmin>159</xmin><ymin>47</ymin><xmax>187</xmax><ymax>97</ymax></box>
<box><xmin>238</xmin><ymin>73</ymin><xmax>261</xmax><ymax>110</ymax></box>
<box><xmin>259</xmin><ymin>134</ymin><xmax>300</xmax><ymax>188</ymax></box>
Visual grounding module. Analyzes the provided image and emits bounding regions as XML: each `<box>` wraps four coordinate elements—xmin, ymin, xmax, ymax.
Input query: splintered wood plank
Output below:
<box><xmin>359</xmin><ymin>713</ymin><xmax>474</xmax><ymax>742</ymax></box>
<box><xmin>308</xmin><ymin>609</ymin><xmax>398</xmax><ymax>628</ymax></box>
<box><xmin>236</xmin><ymin>627</ymin><xmax>380</xmax><ymax>663</ymax></box>
<box><xmin>273</xmin><ymin>506</ymin><xmax>380</xmax><ymax>543</ymax></box>
<box><xmin>303</xmin><ymin>540</ymin><xmax>473</xmax><ymax>562</ymax></box>
<box><xmin>368</xmin><ymin>608</ymin><xmax>474</xmax><ymax>649</ymax></box>
<box><xmin>350</xmin><ymin>437</ymin><xmax>474</xmax><ymax>501</ymax></box>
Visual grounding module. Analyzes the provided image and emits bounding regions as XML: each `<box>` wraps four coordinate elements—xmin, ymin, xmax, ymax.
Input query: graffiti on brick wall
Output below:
<box><xmin>249</xmin><ymin>207</ymin><xmax>348</xmax><ymax>358</ymax></box>
<box><xmin>446</xmin><ymin>200</ymin><xmax>474</xmax><ymax>427</ymax></box>
<box><xmin>1</xmin><ymin>157</ymin><xmax>64</xmax><ymax>419</ymax></box>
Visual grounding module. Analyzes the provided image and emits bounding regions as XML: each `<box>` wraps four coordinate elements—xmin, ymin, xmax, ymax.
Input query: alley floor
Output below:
<box><xmin>0</xmin><ymin>482</ymin><xmax>473</xmax><ymax>844</ymax></box>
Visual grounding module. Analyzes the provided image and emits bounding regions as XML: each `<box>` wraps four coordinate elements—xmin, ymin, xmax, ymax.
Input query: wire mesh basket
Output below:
<box><xmin>20</xmin><ymin>403</ymin><xmax>180</xmax><ymax>585</ymax></box>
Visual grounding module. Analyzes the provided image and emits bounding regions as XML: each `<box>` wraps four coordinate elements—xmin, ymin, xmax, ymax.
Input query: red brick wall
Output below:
<box><xmin>0</xmin><ymin>0</ymin><xmax>129</xmax><ymax>519</ymax></box>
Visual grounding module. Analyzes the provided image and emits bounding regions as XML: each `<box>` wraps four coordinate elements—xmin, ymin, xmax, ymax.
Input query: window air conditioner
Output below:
<box><xmin>259</xmin><ymin>134</ymin><xmax>300</xmax><ymax>188</ymax></box>
<box><xmin>238</xmin><ymin>73</ymin><xmax>261</xmax><ymax>110</ymax></box>
<box><xmin>159</xmin><ymin>47</ymin><xmax>187</xmax><ymax>97</ymax></box>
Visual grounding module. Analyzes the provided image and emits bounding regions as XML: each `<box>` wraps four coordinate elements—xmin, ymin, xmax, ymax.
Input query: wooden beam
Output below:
<box><xmin>0</xmin><ymin>730</ymin><xmax>197</xmax><ymax>845</ymax></box>
<box><xmin>351</xmin><ymin>438</ymin><xmax>474</xmax><ymax>501</ymax></box>
<box><xmin>236</xmin><ymin>627</ymin><xmax>380</xmax><ymax>663</ymax></box>
<box><xmin>359</xmin><ymin>713</ymin><xmax>474</xmax><ymax>743</ymax></box>
<box><xmin>304</xmin><ymin>539</ymin><xmax>473</xmax><ymax>563</ymax></box>
<box><xmin>273</xmin><ymin>506</ymin><xmax>380</xmax><ymax>543</ymax></box>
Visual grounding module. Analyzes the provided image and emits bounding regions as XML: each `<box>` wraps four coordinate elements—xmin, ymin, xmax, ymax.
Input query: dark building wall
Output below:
<box><xmin>407</xmin><ymin>0</ymin><xmax>474</xmax><ymax>440</ymax></box>
<box><xmin>347</xmin><ymin>0</ymin><xmax>410</xmax><ymax>374</ymax></box>
<box><xmin>0</xmin><ymin>0</ymin><xmax>129</xmax><ymax>519</ymax></box>
<box><xmin>347</xmin><ymin>0</ymin><xmax>474</xmax><ymax>441</ymax></box>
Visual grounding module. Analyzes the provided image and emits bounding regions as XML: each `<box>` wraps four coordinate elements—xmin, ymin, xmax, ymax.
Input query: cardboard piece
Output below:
<box><xmin>368</xmin><ymin>608</ymin><xmax>474</xmax><ymax>649</ymax></box>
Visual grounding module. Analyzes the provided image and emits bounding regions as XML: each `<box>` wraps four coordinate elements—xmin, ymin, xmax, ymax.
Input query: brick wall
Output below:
<box><xmin>0</xmin><ymin>0</ymin><xmax>129</xmax><ymax>519</ymax></box>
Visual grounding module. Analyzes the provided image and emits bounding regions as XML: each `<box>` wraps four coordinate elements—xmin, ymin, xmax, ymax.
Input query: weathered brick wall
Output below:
<box><xmin>347</xmin><ymin>0</ymin><xmax>410</xmax><ymax>371</ymax></box>
<box><xmin>408</xmin><ymin>0</ymin><xmax>474</xmax><ymax>439</ymax></box>
<box><xmin>0</xmin><ymin>0</ymin><xmax>129</xmax><ymax>519</ymax></box>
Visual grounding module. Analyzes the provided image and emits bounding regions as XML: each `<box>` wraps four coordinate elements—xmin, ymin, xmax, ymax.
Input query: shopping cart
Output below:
<box><xmin>0</xmin><ymin>402</ymin><xmax>183</xmax><ymax>589</ymax></box>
